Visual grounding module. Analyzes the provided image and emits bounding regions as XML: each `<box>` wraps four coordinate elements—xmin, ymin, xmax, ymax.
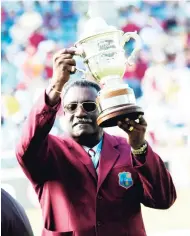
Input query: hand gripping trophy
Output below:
<box><xmin>74</xmin><ymin>17</ymin><xmax>144</xmax><ymax>127</ymax></box>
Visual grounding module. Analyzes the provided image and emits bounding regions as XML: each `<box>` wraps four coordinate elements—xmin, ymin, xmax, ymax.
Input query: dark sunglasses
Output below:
<box><xmin>64</xmin><ymin>102</ymin><xmax>97</xmax><ymax>113</ymax></box>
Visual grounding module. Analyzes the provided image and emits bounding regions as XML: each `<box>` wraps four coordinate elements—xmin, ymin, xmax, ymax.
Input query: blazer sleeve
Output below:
<box><xmin>15</xmin><ymin>91</ymin><xmax>61</xmax><ymax>185</ymax></box>
<box><xmin>132</xmin><ymin>143</ymin><xmax>177</xmax><ymax>209</ymax></box>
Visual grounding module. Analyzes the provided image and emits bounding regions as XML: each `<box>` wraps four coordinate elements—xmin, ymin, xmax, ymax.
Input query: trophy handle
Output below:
<box><xmin>123</xmin><ymin>31</ymin><xmax>142</xmax><ymax>66</ymax></box>
<box><xmin>74</xmin><ymin>47</ymin><xmax>87</xmax><ymax>76</ymax></box>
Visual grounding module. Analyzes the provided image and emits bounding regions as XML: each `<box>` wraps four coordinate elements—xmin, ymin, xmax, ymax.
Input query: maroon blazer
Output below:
<box><xmin>16</xmin><ymin>93</ymin><xmax>176</xmax><ymax>236</ymax></box>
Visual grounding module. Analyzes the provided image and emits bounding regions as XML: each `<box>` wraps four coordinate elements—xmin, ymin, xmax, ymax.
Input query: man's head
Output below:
<box><xmin>62</xmin><ymin>79</ymin><xmax>103</xmax><ymax>146</ymax></box>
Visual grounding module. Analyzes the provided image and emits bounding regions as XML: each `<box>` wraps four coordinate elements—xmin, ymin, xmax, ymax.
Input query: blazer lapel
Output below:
<box><xmin>97</xmin><ymin>133</ymin><xmax>120</xmax><ymax>191</ymax></box>
<box><xmin>64</xmin><ymin>136</ymin><xmax>97</xmax><ymax>181</ymax></box>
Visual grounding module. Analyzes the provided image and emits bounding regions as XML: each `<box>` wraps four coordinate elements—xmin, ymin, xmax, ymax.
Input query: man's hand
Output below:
<box><xmin>46</xmin><ymin>47</ymin><xmax>77</xmax><ymax>106</ymax></box>
<box><xmin>51</xmin><ymin>47</ymin><xmax>77</xmax><ymax>89</ymax></box>
<box><xmin>117</xmin><ymin>115</ymin><xmax>147</xmax><ymax>149</ymax></box>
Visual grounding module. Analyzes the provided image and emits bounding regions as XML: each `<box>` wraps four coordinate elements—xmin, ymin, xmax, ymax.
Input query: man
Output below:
<box><xmin>16</xmin><ymin>48</ymin><xmax>176</xmax><ymax>236</ymax></box>
<box><xmin>1</xmin><ymin>188</ymin><xmax>34</xmax><ymax>236</ymax></box>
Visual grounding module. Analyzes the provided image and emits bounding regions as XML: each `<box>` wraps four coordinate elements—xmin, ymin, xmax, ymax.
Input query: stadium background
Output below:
<box><xmin>1</xmin><ymin>1</ymin><xmax>190</xmax><ymax>235</ymax></box>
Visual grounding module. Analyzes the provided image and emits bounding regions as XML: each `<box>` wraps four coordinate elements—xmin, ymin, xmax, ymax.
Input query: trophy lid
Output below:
<box><xmin>79</xmin><ymin>17</ymin><xmax>117</xmax><ymax>41</ymax></box>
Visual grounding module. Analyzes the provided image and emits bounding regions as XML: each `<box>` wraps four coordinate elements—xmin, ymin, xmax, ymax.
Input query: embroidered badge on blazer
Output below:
<box><xmin>118</xmin><ymin>172</ymin><xmax>133</xmax><ymax>189</ymax></box>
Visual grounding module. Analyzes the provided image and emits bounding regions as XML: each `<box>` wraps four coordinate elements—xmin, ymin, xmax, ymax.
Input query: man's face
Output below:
<box><xmin>63</xmin><ymin>86</ymin><xmax>102</xmax><ymax>138</ymax></box>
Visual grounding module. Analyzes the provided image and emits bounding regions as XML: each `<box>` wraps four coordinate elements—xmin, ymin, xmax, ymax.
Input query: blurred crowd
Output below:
<box><xmin>1</xmin><ymin>0</ymin><xmax>190</xmax><ymax>151</ymax></box>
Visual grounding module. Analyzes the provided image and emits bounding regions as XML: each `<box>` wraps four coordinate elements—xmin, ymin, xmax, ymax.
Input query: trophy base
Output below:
<box><xmin>97</xmin><ymin>104</ymin><xmax>144</xmax><ymax>127</ymax></box>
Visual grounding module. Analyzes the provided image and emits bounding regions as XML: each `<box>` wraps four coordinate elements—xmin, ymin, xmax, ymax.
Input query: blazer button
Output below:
<box><xmin>97</xmin><ymin>221</ymin><xmax>102</xmax><ymax>226</ymax></box>
<box><xmin>97</xmin><ymin>195</ymin><xmax>102</xmax><ymax>200</ymax></box>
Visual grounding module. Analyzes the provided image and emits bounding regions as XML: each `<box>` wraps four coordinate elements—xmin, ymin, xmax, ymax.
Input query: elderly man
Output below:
<box><xmin>16</xmin><ymin>48</ymin><xmax>176</xmax><ymax>236</ymax></box>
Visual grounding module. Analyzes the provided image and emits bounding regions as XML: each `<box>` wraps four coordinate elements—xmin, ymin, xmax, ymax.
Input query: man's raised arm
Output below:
<box><xmin>15</xmin><ymin>48</ymin><xmax>77</xmax><ymax>185</ymax></box>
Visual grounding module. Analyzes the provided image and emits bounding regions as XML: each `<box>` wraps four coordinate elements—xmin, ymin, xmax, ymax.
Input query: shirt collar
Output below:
<box><xmin>82</xmin><ymin>137</ymin><xmax>103</xmax><ymax>153</ymax></box>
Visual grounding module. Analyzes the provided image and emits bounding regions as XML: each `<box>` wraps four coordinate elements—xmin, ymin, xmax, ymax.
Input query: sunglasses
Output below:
<box><xmin>64</xmin><ymin>102</ymin><xmax>97</xmax><ymax>113</ymax></box>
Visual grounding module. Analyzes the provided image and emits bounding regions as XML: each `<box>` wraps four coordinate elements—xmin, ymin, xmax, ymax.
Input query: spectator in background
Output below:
<box><xmin>1</xmin><ymin>188</ymin><xmax>34</xmax><ymax>236</ymax></box>
<box><xmin>123</xmin><ymin>53</ymin><xmax>148</xmax><ymax>99</ymax></box>
<box><xmin>29</xmin><ymin>27</ymin><xmax>46</xmax><ymax>49</ymax></box>
<box><xmin>185</xmin><ymin>47</ymin><xmax>190</xmax><ymax>68</ymax></box>
<box><xmin>1</xmin><ymin>53</ymin><xmax>18</xmax><ymax>94</ymax></box>
<box><xmin>123</xmin><ymin>63</ymin><xmax>143</xmax><ymax>99</ymax></box>
<box><xmin>185</xmin><ymin>18</ymin><xmax>190</xmax><ymax>46</ymax></box>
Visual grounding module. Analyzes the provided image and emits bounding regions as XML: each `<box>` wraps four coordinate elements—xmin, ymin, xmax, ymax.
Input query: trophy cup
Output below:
<box><xmin>75</xmin><ymin>17</ymin><xmax>144</xmax><ymax>127</ymax></box>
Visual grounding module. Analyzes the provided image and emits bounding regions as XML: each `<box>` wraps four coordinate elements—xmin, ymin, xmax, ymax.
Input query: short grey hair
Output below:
<box><xmin>62</xmin><ymin>79</ymin><xmax>101</xmax><ymax>100</ymax></box>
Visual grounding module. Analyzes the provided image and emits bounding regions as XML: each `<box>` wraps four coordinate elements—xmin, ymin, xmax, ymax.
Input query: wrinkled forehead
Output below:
<box><xmin>63</xmin><ymin>86</ymin><xmax>98</xmax><ymax>105</ymax></box>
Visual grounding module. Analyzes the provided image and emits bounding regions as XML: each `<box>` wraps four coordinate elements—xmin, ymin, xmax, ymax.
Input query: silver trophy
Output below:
<box><xmin>75</xmin><ymin>17</ymin><xmax>144</xmax><ymax>127</ymax></box>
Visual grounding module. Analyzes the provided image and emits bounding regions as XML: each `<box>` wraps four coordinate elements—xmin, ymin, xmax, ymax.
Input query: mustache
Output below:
<box><xmin>73</xmin><ymin>118</ymin><xmax>93</xmax><ymax>126</ymax></box>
